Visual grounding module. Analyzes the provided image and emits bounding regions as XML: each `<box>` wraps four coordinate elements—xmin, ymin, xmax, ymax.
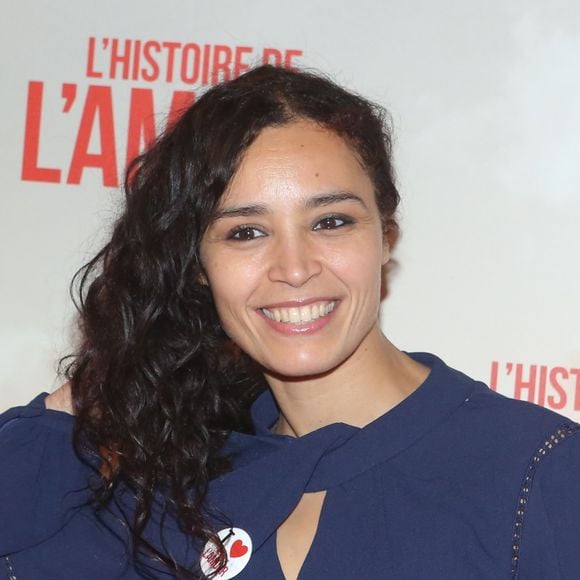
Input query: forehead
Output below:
<box><xmin>221</xmin><ymin>120</ymin><xmax>375</xmax><ymax>207</ymax></box>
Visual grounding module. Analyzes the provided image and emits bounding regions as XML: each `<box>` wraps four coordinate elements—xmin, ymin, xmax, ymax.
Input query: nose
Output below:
<box><xmin>267</xmin><ymin>233</ymin><xmax>322</xmax><ymax>287</ymax></box>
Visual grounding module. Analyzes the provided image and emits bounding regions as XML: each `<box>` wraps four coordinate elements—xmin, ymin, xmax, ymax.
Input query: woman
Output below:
<box><xmin>1</xmin><ymin>65</ymin><xmax>579</xmax><ymax>579</ymax></box>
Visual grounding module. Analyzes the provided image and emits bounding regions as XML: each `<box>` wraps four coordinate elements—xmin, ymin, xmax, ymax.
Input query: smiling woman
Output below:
<box><xmin>1</xmin><ymin>65</ymin><xmax>580</xmax><ymax>580</ymax></box>
<box><xmin>200</xmin><ymin>122</ymin><xmax>396</xmax><ymax>387</ymax></box>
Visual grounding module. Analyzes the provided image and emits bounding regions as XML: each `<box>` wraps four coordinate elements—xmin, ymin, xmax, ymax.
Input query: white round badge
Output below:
<box><xmin>200</xmin><ymin>527</ymin><xmax>253</xmax><ymax>579</ymax></box>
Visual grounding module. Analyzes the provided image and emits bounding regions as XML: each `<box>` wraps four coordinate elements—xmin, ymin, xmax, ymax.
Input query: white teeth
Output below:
<box><xmin>300</xmin><ymin>306</ymin><xmax>312</xmax><ymax>322</ymax></box>
<box><xmin>311</xmin><ymin>304</ymin><xmax>320</xmax><ymax>320</ymax></box>
<box><xmin>289</xmin><ymin>308</ymin><xmax>300</xmax><ymax>323</ymax></box>
<box><xmin>261</xmin><ymin>301</ymin><xmax>337</xmax><ymax>325</ymax></box>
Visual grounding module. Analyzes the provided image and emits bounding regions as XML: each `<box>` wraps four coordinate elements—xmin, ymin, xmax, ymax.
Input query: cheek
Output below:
<box><xmin>205</xmin><ymin>261</ymin><xmax>260</xmax><ymax>322</ymax></box>
<box><xmin>207</xmin><ymin>283</ymin><xmax>243</xmax><ymax>342</ymax></box>
<box><xmin>330</xmin><ymin>242</ymin><xmax>384</xmax><ymax>287</ymax></box>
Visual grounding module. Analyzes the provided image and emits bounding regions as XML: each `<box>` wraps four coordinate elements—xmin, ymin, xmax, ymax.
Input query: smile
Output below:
<box><xmin>260</xmin><ymin>301</ymin><xmax>337</xmax><ymax>325</ymax></box>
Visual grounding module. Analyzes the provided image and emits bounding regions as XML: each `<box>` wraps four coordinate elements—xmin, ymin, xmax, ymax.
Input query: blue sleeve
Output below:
<box><xmin>0</xmin><ymin>394</ymin><xmax>93</xmax><ymax>555</ymax></box>
<box><xmin>517</xmin><ymin>426</ymin><xmax>580</xmax><ymax>579</ymax></box>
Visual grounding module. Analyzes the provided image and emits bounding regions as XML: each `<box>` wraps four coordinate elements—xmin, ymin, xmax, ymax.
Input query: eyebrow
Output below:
<box><xmin>305</xmin><ymin>191</ymin><xmax>368</xmax><ymax>210</ymax></box>
<box><xmin>213</xmin><ymin>191</ymin><xmax>368</xmax><ymax>220</ymax></box>
<box><xmin>212</xmin><ymin>204</ymin><xmax>269</xmax><ymax>220</ymax></box>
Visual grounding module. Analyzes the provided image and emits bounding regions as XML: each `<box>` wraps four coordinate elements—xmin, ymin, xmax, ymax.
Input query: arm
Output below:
<box><xmin>45</xmin><ymin>383</ymin><xmax>73</xmax><ymax>414</ymax></box>
<box><xmin>516</xmin><ymin>425</ymin><xmax>580</xmax><ymax>579</ymax></box>
<box><xmin>0</xmin><ymin>389</ymin><xmax>89</xmax><ymax>554</ymax></box>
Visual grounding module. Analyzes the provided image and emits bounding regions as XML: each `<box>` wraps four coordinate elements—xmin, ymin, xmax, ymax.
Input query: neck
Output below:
<box><xmin>265</xmin><ymin>327</ymin><xmax>430</xmax><ymax>437</ymax></box>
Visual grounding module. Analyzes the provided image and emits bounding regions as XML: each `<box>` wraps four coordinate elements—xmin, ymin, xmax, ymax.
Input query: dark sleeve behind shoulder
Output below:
<box><xmin>517</xmin><ymin>424</ymin><xmax>580</xmax><ymax>579</ymax></box>
<box><xmin>0</xmin><ymin>395</ymin><xmax>92</xmax><ymax>555</ymax></box>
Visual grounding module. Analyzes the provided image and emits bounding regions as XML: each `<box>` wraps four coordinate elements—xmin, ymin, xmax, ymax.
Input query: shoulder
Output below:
<box><xmin>433</xmin><ymin>356</ymin><xmax>580</xmax><ymax>576</ymax></box>
<box><xmin>421</xmin><ymin>348</ymin><xmax>575</xmax><ymax>453</ymax></box>
<box><xmin>423</xmin><ymin>356</ymin><xmax>580</xmax><ymax>575</ymax></box>
<box><xmin>420</xmin><ymin>353</ymin><xmax>578</xmax><ymax>500</ymax></box>
<box><xmin>0</xmin><ymin>392</ymin><xmax>77</xmax><ymax>455</ymax></box>
<box><xmin>466</xmin><ymin>383</ymin><xmax>572</xmax><ymax>436</ymax></box>
<box><xmin>511</xmin><ymin>416</ymin><xmax>580</xmax><ymax>578</ymax></box>
<box><xmin>413</xmin><ymin>352</ymin><xmax>574</xmax><ymax>457</ymax></box>
<box><xmin>1</xmin><ymin>392</ymin><xmax>74</xmax><ymax>433</ymax></box>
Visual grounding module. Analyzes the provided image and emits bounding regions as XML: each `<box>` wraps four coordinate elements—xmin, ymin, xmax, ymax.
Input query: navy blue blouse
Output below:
<box><xmin>1</xmin><ymin>353</ymin><xmax>579</xmax><ymax>579</ymax></box>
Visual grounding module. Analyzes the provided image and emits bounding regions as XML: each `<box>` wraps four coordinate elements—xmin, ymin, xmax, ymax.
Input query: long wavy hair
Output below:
<box><xmin>63</xmin><ymin>64</ymin><xmax>400</xmax><ymax>577</ymax></box>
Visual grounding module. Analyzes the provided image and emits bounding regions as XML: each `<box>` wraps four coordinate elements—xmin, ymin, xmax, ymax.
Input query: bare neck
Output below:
<box><xmin>265</xmin><ymin>328</ymin><xmax>430</xmax><ymax>437</ymax></box>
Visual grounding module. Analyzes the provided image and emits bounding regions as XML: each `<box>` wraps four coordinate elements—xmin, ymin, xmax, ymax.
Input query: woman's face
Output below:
<box><xmin>200</xmin><ymin>120</ymin><xmax>389</xmax><ymax>380</ymax></box>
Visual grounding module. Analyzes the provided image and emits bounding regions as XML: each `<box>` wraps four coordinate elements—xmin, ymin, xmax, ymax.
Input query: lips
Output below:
<box><xmin>260</xmin><ymin>300</ymin><xmax>337</xmax><ymax>325</ymax></box>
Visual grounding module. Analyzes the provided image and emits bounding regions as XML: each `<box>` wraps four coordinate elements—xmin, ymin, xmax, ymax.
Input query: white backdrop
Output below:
<box><xmin>1</xmin><ymin>0</ymin><xmax>579</xmax><ymax>416</ymax></box>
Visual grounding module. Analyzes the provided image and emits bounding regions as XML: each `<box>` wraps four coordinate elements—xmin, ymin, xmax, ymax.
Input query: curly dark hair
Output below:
<box><xmin>62</xmin><ymin>64</ymin><xmax>400</xmax><ymax>577</ymax></box>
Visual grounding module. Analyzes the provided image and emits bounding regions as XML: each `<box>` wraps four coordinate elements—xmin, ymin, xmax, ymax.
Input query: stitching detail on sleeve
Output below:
<box><xmin>511</xmin><ymin>422</ymin><xmax>580</xmax><ymax>579</ymax></box>
<box><xmin>3</xmin><ymin>556</ymin><xmax>17</xmax><ymax>580</ymax></box>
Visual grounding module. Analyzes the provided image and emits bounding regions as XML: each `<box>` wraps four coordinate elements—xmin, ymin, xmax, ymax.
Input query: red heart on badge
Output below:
<box><xmin>229</xmin><ymin>539</ymin><xmax>249</xmax><ymax>558</ymax></box>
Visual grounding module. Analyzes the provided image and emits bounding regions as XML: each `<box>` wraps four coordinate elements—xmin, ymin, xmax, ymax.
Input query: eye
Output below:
<box><xmin>228</xmin><ymin>226</ymin><xmax>266</xmax><ymax>241</ymax></box>
<box><xmin>313</xmin><ymin>215</ymin><xmax>354</xmax><ymax>230</ymax></box>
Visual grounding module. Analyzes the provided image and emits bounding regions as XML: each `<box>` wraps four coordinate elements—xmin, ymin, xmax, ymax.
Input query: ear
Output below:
<box><xmin>196</xmin><ymin>263</ymin><xmax>210</xmax><ymax>286</ymax></box>
<box><xmin>381</xmin><ymin>231</ymin><xmax>391</xmax><ymax>266</ymax></box>
<box><xmin>197</xmin><ymin>270</ymin><xmax>209</xmax><ymax>286</ymax></box>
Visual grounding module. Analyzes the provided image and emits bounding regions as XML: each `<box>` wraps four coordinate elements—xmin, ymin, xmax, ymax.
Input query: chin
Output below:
<box><xmin>261</xmin><ymin>352</ymin><xmax>343</xmax><ymax>381</ymax></box>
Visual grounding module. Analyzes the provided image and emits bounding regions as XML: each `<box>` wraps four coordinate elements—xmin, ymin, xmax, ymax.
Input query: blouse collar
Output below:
<box><xmin>248</xmin><ymin>352</ymin><xmax>479</xmax><ymax>490</ymax></box>
<box><xmin>208</xmin><ymin>353</ymin><xmax>483</xmax><ymax>553</ymax></box>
